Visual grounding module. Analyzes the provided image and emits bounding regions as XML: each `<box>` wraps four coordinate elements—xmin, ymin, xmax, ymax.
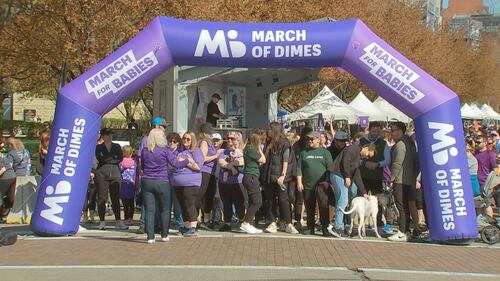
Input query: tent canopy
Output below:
<box><xmin>470</xmin><ymin>104</ymin><xmax>487</xmax><ymax>120</ymax></box>
<box><xmin>372</xmin><ymin>97</ymin><xmax>411</xmax><ymax>122</ymax></box>
<box><xmin>285</xmin><ymin>86</ymin><xmax>364</xmax><ymax>124</ymax></box>
<box><xmin>461</xmin><ymin>103</ymin><xmax>482</xmax><ymax>120</ymax></box>
<box><xmin>348</xmin><ymin>91</ymin><xmax>387</xmax><ymax>121</ymax></box>
<box><xmin>480</xmin><ymin>104</ymin><xmax>500</xmax><ymax>120</ymax></box>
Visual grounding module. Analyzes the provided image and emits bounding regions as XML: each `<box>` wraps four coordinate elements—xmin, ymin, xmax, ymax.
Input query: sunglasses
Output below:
<box><xmin>227</xmin><ymin>137</ymin><xmax>235</xmax><ymax>140</ymax></box>
<box><xmin>183</xmin><ymin>137</ymin><xmax>192</xmax><ymax>141</ymax></box>
<box><xmin>168</xmin><ymin>140</ymin><xmax>178</xmax><ymax>144</ymax></box>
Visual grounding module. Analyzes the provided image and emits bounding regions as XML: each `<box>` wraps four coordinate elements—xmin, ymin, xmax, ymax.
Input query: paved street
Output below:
<box><xmin>1</xmin><ymin>224</ymin><xmax>499</xmax><ymax>281</ymax></box>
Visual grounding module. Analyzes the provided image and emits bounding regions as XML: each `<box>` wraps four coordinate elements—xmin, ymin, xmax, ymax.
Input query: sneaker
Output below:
<box><xmin>115</xmin><ymin>221</ymin><xmax>129</xmax><ymax>230</ymax></box>
<box><xmin>285</xmin><ymin>223</ymin><xmax>299</xmax><ymax>234</ymax></box>
<box><xmin>240</xmin><ymin>222</ymin><xmax>258</xmax><ymax>234</ymax></box>
<box><xmin>265</xmin><ymin>222</ymin><xmax>278</xmax><ymax>233</ymax></box>
<box><xmin>383</xmin><ymin>224</ymin><xmax>394</xmax><ymax>234</ymax></box>
<box><xmin>327</xmin><ymin>225</ymin><xmax>343</xmax><ymax>238</ymax></box>
<box><xmin>78</xmin><ymin>225</ymin><xmax>87</xmax><ymax>232</ymax></box>
<box><xmin>136</xmin><ymin>226</ymin><xmax>145</xmax><ymax>234</ymax></box>
<box><xmin>98</xmin><ymin>221</ymin><xmax>106</xmax><ymax>230</ymax></box>
<box><xmin>177</xmin><ymin>226</ymin><xmax>188</xmax><ymax>236</ymax></box>
<box><xmin>161</xmin><ymin>236</ymin><xmax>170</xmax><ymax>242</ymax></box>
<box><xmin>198</xmin><ymin>222</ymin><xmax>212</xmax><ymax>231</ymax></box>
<box><xmin>219</xmin><ymin>224</ymin><xmax>232</xmax><ymax>232</ymax></box>
<box><xmin>183</xmin><ymin>227</ymin><xmax>199</xmax><ymax>237</ymax></box>
<box><xmin>294</xmin><ymin>221</ymin><xmax>303</xmax><ymax>233</ymax></box>
<box><xmin>147</xmin><ymin>239</ymin><xmax>155</xmax><ymax>244</ymax></box>
<box><xmin>387</xmin><ymin>230</ymin><xmax>408</xmax><ymax>242</ymax></box>
<box><xmin>322</xmin><ymin>227</ymin><xmax>333</xmax><ymax>237</ymax></box>
<box><xmin>81</xmin><ymin>213</ymin><xmax>88</xmax><ymax>223</ymax></box>
<box><xmin>250</xmin><ymin>225</ymin><xmax>263</xmax><ymax>234</ymax></box>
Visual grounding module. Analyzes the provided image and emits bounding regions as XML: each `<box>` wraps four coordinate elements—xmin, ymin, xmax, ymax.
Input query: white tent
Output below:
<box><xmin>285</xmin><ymin>86</ymin><xmax>364</xmax><ymax>124</ymax></box>
<box><xmin>480</xmin><ymin>104</ymin><xmax>500</xmax><ymax>120</ymax></box>
<box><xmin>372</xmin><ymin>97</ymin><xmax>411</xmax><ymax>122</ymax></box>
<box><xmin>461</xmin><ymin>103</ymin><xmax>482</xmax><ymax>120</ymax></box>
<box><xmin>348</xmin><ymin>92</ymin><xmax>387</xmax><ymax>121</ymax></box>
<box><xmin>470</xmin><ymin>104</ymin><xmax>486</xmax><ymax>120</ymax></box>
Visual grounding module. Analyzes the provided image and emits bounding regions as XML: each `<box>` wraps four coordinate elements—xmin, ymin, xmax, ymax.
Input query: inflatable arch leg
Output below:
<box><xmin>31</xmin><ymin>17</ymin><xmax>476</xmax><ymax>243</ymax></box>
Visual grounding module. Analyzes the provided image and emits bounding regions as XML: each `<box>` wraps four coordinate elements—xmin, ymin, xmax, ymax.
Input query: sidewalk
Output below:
<box><xmin>1</xmin><ymin>223</ymin><xmax>499</xmax><ymax>280</ymax></box>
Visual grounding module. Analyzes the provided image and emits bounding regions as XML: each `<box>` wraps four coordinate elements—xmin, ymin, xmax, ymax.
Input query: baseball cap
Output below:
<box><xmin>151</xmin><ymin>117</ymin><xmax>168</xmax><ymax>127</ymax></box>
<box><xmin>306</xmin><ymin>131</ymin><xmax>321</xmax><ymax>139</ymax></box>
<box><xmin>334</xmin><ymin>131</ymin><xmax>348</xmax><ymax>140</ymax></box>
<box><xmin>212</xmin><ymin>133</ymin><xmax>222</xmax><ymax>140</ymax></box>
<box><xmin>212</xmin><ymin>93</ymin><xmax>222</xmax><ymax>99</ymax></box>
<box><xmin>100</xmin><ymin>128</ymin><xmax>113</xmax><ymax>135</ymax></box>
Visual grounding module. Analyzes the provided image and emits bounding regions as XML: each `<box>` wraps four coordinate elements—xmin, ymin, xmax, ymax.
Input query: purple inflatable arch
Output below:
<box><xmin>31</xmin><ymin>17</ymin><xmax>477</xmax><ymax>242</ymax></box>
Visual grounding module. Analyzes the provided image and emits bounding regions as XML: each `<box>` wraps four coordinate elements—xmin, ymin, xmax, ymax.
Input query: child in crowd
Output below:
<box><xmin>120</xmin><ymin>145</ymin><xmax>137</xmax><ymax>223</ymax></box>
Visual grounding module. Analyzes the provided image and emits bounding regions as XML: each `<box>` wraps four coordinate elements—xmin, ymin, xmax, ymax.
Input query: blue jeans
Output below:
<box><xmin>141</xmin><ymin>178</ymin><xmax>172</xmax><ymax>240</ymax></box>
<box><xmin>330</xmin><ymin>173</ymin><xmax>358</xmax><ymax>230</ymax></box>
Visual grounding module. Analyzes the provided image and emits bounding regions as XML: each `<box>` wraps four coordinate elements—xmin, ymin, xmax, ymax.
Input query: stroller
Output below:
<box><xmin>477</xmin><ymin>214</ymin><xmax>499</xmax><ymax>245</ymax></box>
<box><xmin>475</xmin><ymin>169</ymin><xmax>499</xmax><ymax>245</ymax></box>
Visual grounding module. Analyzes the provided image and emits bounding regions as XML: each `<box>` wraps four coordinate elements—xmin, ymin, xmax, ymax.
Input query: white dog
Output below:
<box><xmin>340</xmin><ymin>196</ymin><xmax>382</xmax><ymax>239</ymax></box>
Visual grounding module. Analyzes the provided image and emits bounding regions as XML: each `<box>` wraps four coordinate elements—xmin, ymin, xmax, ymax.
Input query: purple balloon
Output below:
<box><xmin>32</xmin><ymin>17</ymin><xmax>476</xmax><ymax>243</ymax></box>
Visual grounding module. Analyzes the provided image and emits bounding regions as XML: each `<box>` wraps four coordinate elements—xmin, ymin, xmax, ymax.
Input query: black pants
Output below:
<box><xmin>122</xmin><ymin>198</ymin><xmax>135</xmax><ymax>220</ymax></box>
<box><xmin>264</xmin><ymin>183</ymin><xmax>292</xmax><ymax>224</ymax></box>
<box><xmin>0</xmin><ymin>178</ymin><xmax>16</xmax><ymax>210</ymax></box>
<box><xmin>174</xmin><ymin>186</ymin><xmax>199</xmax><ymax>222</ymax></box>
<box><xmin>393</xmin><ymin>183</ymin><xmax>416</xmax><ymax>233</ymax></box>
<box><xmin>362</xmin><ymin>178</ymin><xmax>384</xmax><ymax>226</ymax></box>
<box><xmin>95</xmin><ymin>176</ymin><xmax>121</xmax><ymax>221</ymax></box>
<box><xmin>243</xmin><ymin>174</ymin><xmax>262</xmax><ymax>224</ymax></box>
<box><xmin>304</xmin><ymin>183</ymin><xmax>331</xmax><ymax>229</ymax></box>
<box><xmin>198</xmin><ymin>172</ymin><xmax>217</xmax><ymax>214</ymax></box>
<box><xmin>288</xmin><ymin>180</ymin><xmax>304</xmax><ymax>222</ymax></box>
<box><xmin>219</xmin><ymin>182</ymin><xmax>246</xmax><ymax>223</ymax></box>
<box><xmin>82</xmin><ymin>183</ymin><xmax>97</xmax><ymax>212</ymax></box>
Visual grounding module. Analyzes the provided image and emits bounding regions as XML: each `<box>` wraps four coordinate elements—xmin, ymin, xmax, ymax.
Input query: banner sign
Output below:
<box><xmin>32</xmin><ymin>17</ymin><xmax>476</xmax><ymax>243</ymax></box>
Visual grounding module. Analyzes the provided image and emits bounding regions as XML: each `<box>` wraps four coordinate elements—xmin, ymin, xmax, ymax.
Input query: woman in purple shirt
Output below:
<box><xmin>197</xmin><ymin>123</ymin><xmax>223</xmax><ymax>230</ymax></box>
<box><xmin>217</xmin><ymin>131</ymin><xmax>246</xmax><ymax>232</ymax></box>
<box><xmin>141</xmin><ymin>128</ymin><xmax>189</xmax><ymax>244</ymax></box>
<box><xmin>171</xmin><ymin>131</ymin><xmax>204</xmax><ymax>237</ymax></box>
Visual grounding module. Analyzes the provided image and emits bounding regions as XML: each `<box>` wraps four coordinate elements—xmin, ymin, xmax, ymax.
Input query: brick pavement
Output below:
<box><xmin>1</xmin><ymin>232</ymin><xmax>499</xmax><ymax>275</ymax></box>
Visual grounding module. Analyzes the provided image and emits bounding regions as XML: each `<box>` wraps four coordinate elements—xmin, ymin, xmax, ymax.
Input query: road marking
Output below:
<box><xmin>1</xmin><ymin>264</ymin><xmax>499</xmax><ymax>278</ymax></box>
<box><xmin>0</xmin><ymin>264</ymin><xmax>349</xmax><ymax>271</ymax></box>
<box><xmin>359</xmin><ymin>268</ymin><xmax>500</xmax><ymax>278</ymax></box>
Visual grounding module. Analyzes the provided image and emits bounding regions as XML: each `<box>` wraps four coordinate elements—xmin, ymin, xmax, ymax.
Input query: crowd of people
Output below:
<box><xmin>1</xmin><ymin>115</ymin><xmax>499</xmax><ymax>245</ymax></box>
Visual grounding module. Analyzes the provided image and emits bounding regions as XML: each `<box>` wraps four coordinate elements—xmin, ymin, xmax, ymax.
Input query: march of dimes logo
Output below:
<box><xmin>194</xmin><ymin>29</ymin><xmax>322</xmax><ymax>59</ymax></box>
<box><xmin>40</xmin><ymin>180</ymin><xmax>72</xmax><ymax>225</ymax></box>
<box><xmin>428</xmin><ymin>122</ymin><xmax>459</xmax><ymax>166</ymax></box>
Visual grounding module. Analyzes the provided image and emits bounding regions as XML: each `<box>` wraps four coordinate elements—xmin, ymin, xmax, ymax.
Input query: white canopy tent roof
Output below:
<box><xmin>460</xmin><ymin>103</ymin><xmax>482</xmax><ymax>120</ymax></box>
<box><xmin>348</xmin><ymin>92</ymin><xmax>387</xmax><ymax>121</ymax></box>
<box><xmin>372</xmin><ymin>97</ymin><xmax>411</xmax><ymax>122</ymax></box>
<box><xmin>480</xmin><ymin>104</ymin><xmax>500</xmax><ymax>120</ymax></box>
<box><xmin>470</xmin><ymin>104</ymin><xmax>487</xmax><ymax>120</ymax></box>
<box><xmin>285</xmin><ymin>86</ymin><xmax>364</xmax><ymax>124</ymax></box>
